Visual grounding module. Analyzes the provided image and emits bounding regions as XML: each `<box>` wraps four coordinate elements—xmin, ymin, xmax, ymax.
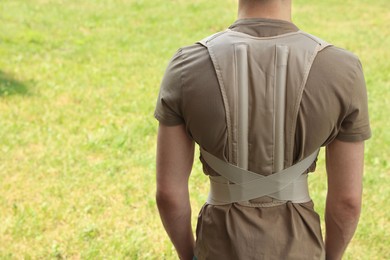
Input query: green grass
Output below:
<box><xmin>0</xmin><ymin>0</ymin><xmax>389</xmax><ymax>258</ymax></box>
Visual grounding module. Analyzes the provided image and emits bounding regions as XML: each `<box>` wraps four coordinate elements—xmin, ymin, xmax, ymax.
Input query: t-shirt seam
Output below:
<box><xmin>154</xmin><ymin>48</ymin><xmax>185</xmax><ymax>125</ymax></box>
<box><xmin>349</xmin><ymin>59</ymin><xmax>362</xmax><ymax>113</ymax></box>
<box><xmin>154</xmin><ymin>110</ymin><xmax>184</xmax><ymax>125</ymax></box>
<box><xmin>178</xmin><ymin>48</ymin><xmax>185</xmax><ymax>121</ymax></box>
<box><xmin>336</xmin><ymin>131</ymin><xmax>371</xmax><ymax>142</ymax></box>
<box><xmin>338</xmin><ymin>58</ymin><xmax>363</xmax><ymax>138</ymax></box>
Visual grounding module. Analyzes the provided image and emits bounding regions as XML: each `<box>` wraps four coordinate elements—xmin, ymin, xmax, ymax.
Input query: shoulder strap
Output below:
<box><xmin>298</xmin><ymin>31</ymin><xmax>332</xmax><ymax>51</ymax></box>
<box><xmin>197</xmin><ymin>30</ymin><xmax>228</xmax><ymax>47</ymax></box>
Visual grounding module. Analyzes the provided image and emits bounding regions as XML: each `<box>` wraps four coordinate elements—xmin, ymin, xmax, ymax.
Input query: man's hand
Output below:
<box><xmin>325</xmin><ymin>139</ymin><xmax>364</xmax><ymax>260</ymax></box>
<box><xmin>156</xmin><ymin>123</ymin><xmax>195</xmax><ymax>260</ymax></box>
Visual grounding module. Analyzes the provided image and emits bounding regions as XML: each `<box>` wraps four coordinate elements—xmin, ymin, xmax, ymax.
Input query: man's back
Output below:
<box><xmin>156</xmin><ymin>19</ymin><xmax>369</xmax><ymax>170</ymax></box>
<box><xmin>155</xmin><ymin>11</ymin><xmax>370</xmax><ymax>260</ymax></box>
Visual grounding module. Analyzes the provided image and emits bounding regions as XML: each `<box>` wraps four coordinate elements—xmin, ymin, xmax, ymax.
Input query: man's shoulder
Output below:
<box><xmin>320</xmin><ymin>44</ymin><xmax>360</xmax><ymax>64</ymax></box>
<box><xmin>179</xmin><ymin>42</ymin><xmax>208</xmax><ymax>57</ymax></box>
<box><xmin>171</xmin><ymin>33</ymin><xmax>363</xmax><ymax>78</ymax></box>
<box><xmin>166</xmin><ymin>42</ymin><xmax>210</xmax><ymax>73</ymax></box>
<box><xmin>315</xmin><ymin>44</ymin><xmax>362</xmax><ymax>79</ymax></box>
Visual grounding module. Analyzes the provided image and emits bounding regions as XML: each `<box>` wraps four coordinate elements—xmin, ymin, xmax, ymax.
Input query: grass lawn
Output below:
<box><xmin>0</xmin><ymin>0</ymin><xmax>389</xmax><ymax>258</ymax></box>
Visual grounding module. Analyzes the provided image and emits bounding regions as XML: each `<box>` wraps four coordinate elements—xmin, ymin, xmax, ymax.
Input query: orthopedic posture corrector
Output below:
<box><xmin>199</xmin><ymin>30</ymin><xmax>330</xmax><ymax>205</ymax></box>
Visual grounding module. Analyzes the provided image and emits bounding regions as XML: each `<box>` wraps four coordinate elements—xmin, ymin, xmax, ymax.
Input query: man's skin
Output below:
<box><xmin>325</xmin><ymin>140</ymin><xmax>364</xmax><ymax>259</ymax></box>
<box><xmin>156</xmin><ymin>124</ymin><xmax>195</xmax><ymax>260</ymax></box>
<box><xmin>156</xmin><ymin>1</ymin><xmax>365</xmax><ymax>259</ymax></box>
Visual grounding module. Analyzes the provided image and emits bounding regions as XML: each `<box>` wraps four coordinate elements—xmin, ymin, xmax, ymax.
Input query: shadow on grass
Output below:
<box><xmin>0</xmin><ymin>71</ymin><xmax>30</xmax><ymax>97</ymax></box>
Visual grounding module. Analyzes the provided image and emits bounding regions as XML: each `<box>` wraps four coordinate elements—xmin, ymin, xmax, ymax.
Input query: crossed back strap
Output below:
<box><xmin>202</xmin><ymin>148</ymin><xmax>319</xmax><ymax>205</ymax></box>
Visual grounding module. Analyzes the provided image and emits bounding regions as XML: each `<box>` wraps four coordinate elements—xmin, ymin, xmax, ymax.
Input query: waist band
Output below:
<box><xmin>201</xmin><ymin>149</ymin><xmax>319</xmax><ymax>205</ymax></box>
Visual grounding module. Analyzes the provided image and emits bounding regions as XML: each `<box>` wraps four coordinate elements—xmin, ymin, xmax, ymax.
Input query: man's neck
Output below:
<box><xmin>237</xmin><ymin>0</ymin><xmax>292</xmax><ymax>22</ymax></box>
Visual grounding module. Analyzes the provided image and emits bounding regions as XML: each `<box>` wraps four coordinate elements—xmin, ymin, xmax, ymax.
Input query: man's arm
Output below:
<box><xmin>156</xmin><ymin>123</ymin><xmax>195</xmax><ymax>260</ymax></box>
<box><xmin>325</xmin><ymin>139</ymin><xmax>364</xmax><ymax>260</ymax></box>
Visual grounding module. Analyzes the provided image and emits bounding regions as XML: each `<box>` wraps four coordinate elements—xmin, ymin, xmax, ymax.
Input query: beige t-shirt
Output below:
<box><xmin>155</xmin><ymin>18</ymin><xmax>371</xmax><ymax>259</ymax></box>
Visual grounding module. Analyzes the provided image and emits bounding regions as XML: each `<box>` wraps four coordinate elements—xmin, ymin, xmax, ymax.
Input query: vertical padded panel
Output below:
<box><xmin>274</xmin><ymin>45</ymin><xmax>289</xmax><ymax>172</ymax></box>
<box><xmin>235</xmin><ymin>44</ymin><xmax>250</xmax><ymax>170</ymax></box>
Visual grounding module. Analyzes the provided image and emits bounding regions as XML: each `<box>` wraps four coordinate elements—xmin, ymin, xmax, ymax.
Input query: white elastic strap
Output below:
<box><xmin>201</xmin><ymin>148</ymin><xmax>319</xmax><ymax>205</ymax></box>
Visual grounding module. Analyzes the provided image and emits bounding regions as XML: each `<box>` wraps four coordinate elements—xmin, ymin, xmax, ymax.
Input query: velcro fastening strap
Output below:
<box><xmin>201</xmin><ymin>148</ymin><xmax>319</xmax><ymax>205</ymax></box>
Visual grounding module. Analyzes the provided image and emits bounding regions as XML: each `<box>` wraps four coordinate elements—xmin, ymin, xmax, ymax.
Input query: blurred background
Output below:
<box><xmin>0</xmin><ymin>0</ymin><xmax>389</xmax><ymax>258</ymax></box>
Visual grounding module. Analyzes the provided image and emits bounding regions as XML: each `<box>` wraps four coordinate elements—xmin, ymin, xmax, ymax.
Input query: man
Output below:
<box><xmin>155</xmin><ymin>0</ymin><xmax>371</xmax><ymax>259</ymax></box>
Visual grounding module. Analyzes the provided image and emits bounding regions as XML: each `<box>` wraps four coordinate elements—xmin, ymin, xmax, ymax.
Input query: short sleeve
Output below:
<box><xmin>154</xmin><ymin>49</ymin><xmax>185</xmax><ymax>126</ymax></box>
<box><xmin>336</xmin><ymin>60</ymin><xmax>371</xmax><ymax>142</ymax></box>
